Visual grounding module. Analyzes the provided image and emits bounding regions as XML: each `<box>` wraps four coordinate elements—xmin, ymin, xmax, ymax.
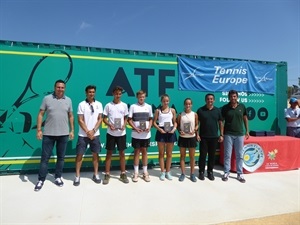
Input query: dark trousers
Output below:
<box><xmin>38</xmin><ymin>135</ymin><xmax>69</xmax><ymax>181</ymax></box>
<box><xmin>199</xmin><ymin>138</ymin><xmax>218</xmax><ymax>173</ymax></box>
<box><xmin>286</xmin><ymin>127</ymin><xmax>300</xmax><ymax>138</ymax></box>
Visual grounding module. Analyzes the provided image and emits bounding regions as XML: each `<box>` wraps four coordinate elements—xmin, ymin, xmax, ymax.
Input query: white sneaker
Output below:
<box><xmin>143</xmin><ymin>172</ymin><xmax>150</xmax><ymax>182</ymax></box>
<box><xmin>159</xmin><ymin>172</ymin><xmax>165</xmax><ymax>181</ymax></box>
<box><xmin>165</xmin><ymin>171</ymin><xmax>173</xmax><ymax>180</ymax></box>
<box><xmin>132</xmin><ymin>173</ymin><xmax>139</xmax><ymax>182</ymax></box>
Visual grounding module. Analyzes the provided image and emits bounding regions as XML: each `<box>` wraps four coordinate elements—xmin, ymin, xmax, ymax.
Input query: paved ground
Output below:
<box><xmin>0</xmin><ymin>165</ymin><xmax>299</xmax><ymax>225</ymax></box>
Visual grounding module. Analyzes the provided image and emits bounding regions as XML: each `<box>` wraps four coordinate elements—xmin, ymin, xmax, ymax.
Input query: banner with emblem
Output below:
<box><xmin>178</xmin><ymin>57</ymin><xmax>276</xmax><ymax>94</ymax></box>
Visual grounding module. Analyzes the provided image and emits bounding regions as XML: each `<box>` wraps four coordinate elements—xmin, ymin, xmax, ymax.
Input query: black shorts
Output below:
<box><xmin>76</xmin><ymin>136</ymin><xmax>101</xmax><ymax>154</ymax></box>
<box><xmin>178</xmin><ymin>136</ymin><xmax>197</xmax><ymax>148</ymax></box>
<box><xmin>106</xmin><ymin>133</ymin><xmax>127</xmax><ymax>151</ymax></box>
<box><xmin>155</xmin><ymin>128</ymin><xmax>177</xmax><ymax>143</ymax></box>
<box><xmin>132</xmin><ymin>138</ymin><xmax>150</xmax><ymax>149</ymax></box>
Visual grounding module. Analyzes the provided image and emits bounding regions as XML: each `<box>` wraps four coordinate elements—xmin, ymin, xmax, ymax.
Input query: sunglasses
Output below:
<box><xmin>90</xmin><ymin>104</ymin><xmax>94</xmax><ymax>113</ymax></box>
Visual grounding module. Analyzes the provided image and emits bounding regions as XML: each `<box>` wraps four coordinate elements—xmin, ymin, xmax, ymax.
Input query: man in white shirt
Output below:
<box><xmin>73</xmin><ymin>85</ymin><xmax>103</xmax><ymax>186</ymax></box>
<box><xmin>285</xmin><ymin>97</ymin><xmax>300</xmax><ymax>138</ymax></box>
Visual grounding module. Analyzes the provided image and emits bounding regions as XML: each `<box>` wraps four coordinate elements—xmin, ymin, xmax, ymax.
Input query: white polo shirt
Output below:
<box><xmin>77</xmin><ymin>100</ymin><xmax>103</xmax><ymax>137</ymax></box>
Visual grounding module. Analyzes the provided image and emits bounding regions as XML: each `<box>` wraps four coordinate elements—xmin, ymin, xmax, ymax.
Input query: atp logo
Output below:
<box><xmin>268</xmin><ymin>149</ymin><xmax>278</xmax><ymax>160</ymax></box>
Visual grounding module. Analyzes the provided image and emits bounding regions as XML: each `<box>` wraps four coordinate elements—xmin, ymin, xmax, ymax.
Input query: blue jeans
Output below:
<box><xmin>38</xmin><ymin>135</ymin><xmax>69</xmax><ymax>181</ymax></box>
<box><xmin>223</xmin><ymin>135</ymin><xmax>244</xmax><ymax>175</ymax></box>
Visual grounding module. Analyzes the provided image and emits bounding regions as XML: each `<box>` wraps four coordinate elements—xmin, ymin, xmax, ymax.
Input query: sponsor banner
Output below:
<box><xmin>178</xmin><ymin>57</ymin><xmax>276</xmax><ymax>94</ymax></box>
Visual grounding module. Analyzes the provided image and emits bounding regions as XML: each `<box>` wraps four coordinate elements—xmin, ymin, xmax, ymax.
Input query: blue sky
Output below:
<box><xmin>0</xmin><ymin>0</ymin><xmax>299</xmax><ymax>86</ymax></box>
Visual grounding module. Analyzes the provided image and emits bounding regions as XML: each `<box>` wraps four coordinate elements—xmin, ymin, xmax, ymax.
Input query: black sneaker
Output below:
<box><xmin>119</xmin><ymin>173</ymin><xmax>129</xmax><ymax>184</ymax></box>
<box><xmin>34</xmin><ymin>180</ymin><xmax>44</xmax><ymax>191</ymax></box>
<box><xmin>190</xmin><ymin>174</ymin><xmax>197</xmax><ymax>182</ymax></box>
<box><xmin>178</xmin><ymin>173</ymin><xmax>185</xmax><ymax>182</ymax></box>
<box><xmin>92</xmin><ymin>174</ymin><xmax>101</xmax><ymax>184</ymax></box>
<box><xmin>237</xmin><ymin>174</ymin><xmax>246</xmax><ymax>183</ymax></box>
<box><xmin>207</xmin><ymin>172</ymin><xmax>215</xmax><ymax>181</ymax></box>
<box><xmin>198</xmin><ymin>172</ymin><xmax>205</xmax><ymax>180</ymax></box>
<box><xmin>54</xmin><ymin>178</ymin><xmax>64</xmax><ymax>187</ymax></box>
<box><xmin>73</xmin><ymin>176</ymin><xmax>80</xmax><ymax>186</ymax></box>
<box><xmin>102</xmin><ymin>174</ymin><xmax>110</xmax><ymax>185</ymax></box>
<box><xmin>222</xmin><ymin>172</ymin><xmax>229</xmax><ymax>182</ymax></box>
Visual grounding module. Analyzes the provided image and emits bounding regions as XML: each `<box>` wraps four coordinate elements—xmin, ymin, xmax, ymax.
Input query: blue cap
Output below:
<box><xmin>289</xmin><ymin>98</ymin><xmax>298</xmax><ymax>104</ymax></box>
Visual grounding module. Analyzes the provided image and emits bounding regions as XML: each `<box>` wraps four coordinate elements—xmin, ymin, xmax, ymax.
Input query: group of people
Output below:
<box><xmin>34</xmin><ymin>80</ymin><xmax>249</xmax><ymax>191</ymax></box>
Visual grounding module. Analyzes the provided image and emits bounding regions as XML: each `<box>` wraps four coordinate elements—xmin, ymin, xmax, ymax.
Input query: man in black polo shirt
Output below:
<box><xmin>221</xmin><ymin>90</ymin><xmax>249</xmax><ymax>183</ymax></box>
<box><xmin>197</xmin><ymin>93</ymin><xmax>223</xmax><ymax>181</ymax></box>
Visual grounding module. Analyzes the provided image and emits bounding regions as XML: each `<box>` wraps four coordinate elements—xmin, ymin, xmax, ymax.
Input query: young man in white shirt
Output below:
<box><xmin>102</xmin><ymin>86</ymin><xmax>129</xmax><ymax>184</ymax></box>
<box><xmin>73</xmin><ymin>85</ymin><xmax>103</xmax><ymax>186</ymax></box>
<box><xmin>128</xmin><ymin>90</ymin><xmax>153</xmax><ymax>182</ymax></box>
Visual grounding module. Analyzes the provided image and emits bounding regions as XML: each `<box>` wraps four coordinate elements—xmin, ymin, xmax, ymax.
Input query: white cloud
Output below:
<box><xmin>77</xmin><ymin>21</ymin><xmax>92</xmax><ymax>33</ymax></box>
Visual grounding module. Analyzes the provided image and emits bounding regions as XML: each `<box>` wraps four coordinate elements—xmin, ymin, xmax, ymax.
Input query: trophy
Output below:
<box><xmin>139</xmin><ymin>120</ymin><xmax>146</xmax><ymax>130</ymax></box>
<box><xmin>183</xmin><ymin>122</ymin><xmax>191</xmax><ymax>133</ymax></box>
<box><xmin>164</xmin><ymin>122</ymin><xmax>171</xmax><ymax>132</ymax></box>
<box><xmin>114</xmin><ymin>118</ymin><xmax>121</xmax><ymax>129</ymax></box>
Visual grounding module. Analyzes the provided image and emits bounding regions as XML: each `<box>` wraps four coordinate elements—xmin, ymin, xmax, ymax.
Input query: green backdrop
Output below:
<box><xmin>0</xmin><ymin>40</ymin><xmax>288</xmax><ymax>174</ymax></box>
